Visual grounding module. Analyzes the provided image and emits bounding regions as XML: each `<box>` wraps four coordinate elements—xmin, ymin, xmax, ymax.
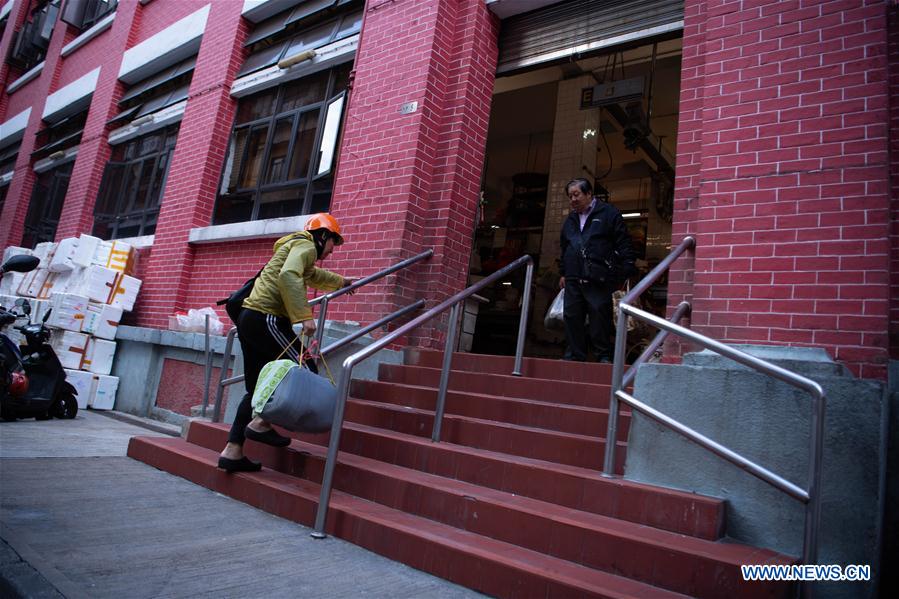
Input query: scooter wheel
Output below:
<box><xmin>52</xmin><ymin>394</ymin><xmax>78</xmax><ymax>419</ymax></box>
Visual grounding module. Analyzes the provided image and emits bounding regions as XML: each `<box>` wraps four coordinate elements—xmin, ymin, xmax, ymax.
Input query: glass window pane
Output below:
<box><xmin>283</xmin><ymin>21</ymin><xmax>337</xmax><ymax>60</ymax></box>
<box><xmin>284</xmin><ymin>0</ymin><xmax>336</xmax><ymax>28</ymax></box>
<box><xmin>236</xmin><ymin>40</ymin><xmax>288</xmax><ymax>78</ymax></box>
<box><xmin>239</xmin><ymin>125</ymin><xmax>270</xmax><ymax>189</ymax></box>
<box><xmin>236</xmin><ymin>88</ymin><xmax>279</xmax><ymax>124</ymax></box>
<box><xmin>132</xmin><ymin>157</ymin><xmax>155</xmax><ymax>212</ymax></box>
<box><xmin>335</xmin><ymin>9</ymin><xmax>363</xmax><ymax>40</ymax></box>
<box><xmin>257</xmin><ymin>186</ymin><xmax>305</xmax><ymax>221</ymax></box>
<box><xmin>121</xmin><ymin>161</ymin><xmax>143</xmax><ymax>213</ymax></box>
<box><xmin>309</xmin><ymin>176</ymin><xmax>333</xmax><ymax>214</ymax></box>
<box><xmin>147</xmin><ymin>151</ymin><xmax>170</xmax><ymax>209</ymax></box>
<box><xmin>214</xmin><ymin>193</ymin><xmax>254</xmax><ymax>225</ymax></box>
<box><xmin>278</xmin><ymin>71</ymin><xmax>328</xmax><ymax>112</ymax></box>
<box><xmin>220</xmin><ymin>128</ymin><xmax>249</xmax><ymax>194</ymax></box>
<box><xmin>317</xmin><ymin>94</ymin><xmax>344</xmax><ymax>176</ymax></box>
<box><xmin>331</xmin><ymin>61</ymin><xmax>352</xmax><ymax>95</ymax></box>
<box><xmin>264</xmin><ymin>117</ymin><xmax>293</xmax><ymax>184</ymax></box>
<box><xmin>289</xmin><ymin>109</ymin><xmax>320</xmax><ymax>180</ymax></box>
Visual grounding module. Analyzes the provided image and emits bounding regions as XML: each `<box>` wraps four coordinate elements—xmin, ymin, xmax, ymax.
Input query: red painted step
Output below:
<box><xmin>378</xmin><ymin>363</ymin><xmax>613</xmax><ymax>409</ymax></box>
<box><xmin>129</xmin><ymin>436</ymin><xmax>692</xmax><ymax>599</ymax></box>
<box><xmin>187</xmin><ymin>420</ymin><xmax>723</xmax><ymax>540</ymax></box>
<box><xmin>344</xmin><ymin>398</ymin><xmax>626</xmax><ymax>472</ymax></box>
<box><xmin>405</xmin><ymin>348</ymin><xmax>616</xmax><ymax>385</ymax></box>
<box><xmin>350</xmin><ymin>379</ymin><xmax>629</xmax><ymax>438</ymax></box>
<box><xmin>181</xmin><ymin>422</ymin><xmax>793</xmax><ymax>598</ymax></box>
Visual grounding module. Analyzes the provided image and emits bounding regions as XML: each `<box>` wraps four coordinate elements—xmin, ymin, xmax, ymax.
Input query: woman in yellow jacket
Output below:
<box><xmin>218</xmin><ymin>213</ymin><xmax>353</xmax><ymax>472</ymax></box>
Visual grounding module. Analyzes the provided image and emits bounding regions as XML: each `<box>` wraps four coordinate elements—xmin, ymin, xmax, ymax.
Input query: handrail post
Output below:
<box><xmin>432</xmin><ymin>302</ymin><xmax>460</xmax><ymax>442</ymax></box>
<box><xmin>212</xmin><ymin>327</ymin><xmax>238</xmax><ymax>422</ymax></box>
<box><xmin>512</xmin><ymin>259</ymin><xmax>534</xmax><ymax>376</ymax></box>
<box><xmin>202</xmin><ymin>314</ymin><xmax>211</xmax><ymax>418</ymax></box>
<box><xmin>803</xmin><ymin>388</ymin><xmax>826</xmax><ymax>568</ymax></box>
<box><xmin>603</xmin><ymin>309</ymin><xmax>629</xmax><ymax>476</ymax></box>
<box><xmin>311</xmin><ymin>359</ymin><xmax>355</xmax><ymax>538</ymax></box>
<box><xmin>315</xmin><ymin>296</ymin><xmax>329</xmax><ymax>354</ymax></box>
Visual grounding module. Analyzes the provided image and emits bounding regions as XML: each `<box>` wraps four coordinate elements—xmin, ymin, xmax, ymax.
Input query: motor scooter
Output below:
<box><xmin>0</xmin><ymin>254</ymin><xmax>78</xmax><ymax>421</ymax></box>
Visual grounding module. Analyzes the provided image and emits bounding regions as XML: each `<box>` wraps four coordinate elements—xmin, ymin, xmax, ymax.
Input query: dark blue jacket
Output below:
<box><xmin>560</xmin><ymin>200</ymin><xmax>636</xmax><ymax>286</ymax></box>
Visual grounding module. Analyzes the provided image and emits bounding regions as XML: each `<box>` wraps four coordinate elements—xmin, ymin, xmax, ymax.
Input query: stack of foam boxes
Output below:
<box><xmin>0</xmin><ymin>235</ymin><xmax>142</xmax><ymax>411</ymax></box>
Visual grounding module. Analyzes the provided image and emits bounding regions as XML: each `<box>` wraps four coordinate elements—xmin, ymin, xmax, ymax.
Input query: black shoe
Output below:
<box><xmin>217</xmin><ymin>456</ymin><xmax>262</xmax><ymax>473</ymax></box>
<box><xmin>245</xmin><ymin>426</ymin><xmax>291</xmax><ymax>447</ymax></box>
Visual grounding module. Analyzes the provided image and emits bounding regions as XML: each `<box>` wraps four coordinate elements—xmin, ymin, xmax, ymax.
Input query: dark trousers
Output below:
<box><xmin>563</xmin><ymin>279</ymin><xmax>613</xmax><ymax>361</ymax></box>
<box><xmin>227</xmin><ymin>308</ymin><xmax>317</xmax><ymax>445</ymax></box>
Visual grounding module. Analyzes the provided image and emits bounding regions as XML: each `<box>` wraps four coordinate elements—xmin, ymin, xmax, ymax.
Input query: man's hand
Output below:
<box><xmin>293</xmin><ymin>319</ymin><xmax>317</xmax><ymax>338</ymax></box>
<box><xmin>559</xmin><ymin>276</ymin><xmax>565</xmax><ymax>289</ymax></box>
<box><xmin>342</xmin><ymin>277</ymin><xmax>357</xmax><ymax>295</ymax></box>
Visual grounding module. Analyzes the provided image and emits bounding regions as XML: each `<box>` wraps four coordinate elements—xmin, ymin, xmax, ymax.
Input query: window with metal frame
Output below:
<box><xmin>60</xmin><ymin>0</ymin><xmax>117</xmax><ymax>31</ymax></box>
<box><xmin>108</xmin><ymin>56</ymin><xmax>195</xmax><ymax>127</ymax></box>
<box><xmin>213</xmin><ymin>63</ymin><xmax>350</xmax><ymax>224</ymax></box>
<box><xmin>0</xmin><ymin>143</ymin><xmax>19</xmax><ymax>178</ymax></box>
<box><xmin>7</xmin><ymin>0</ymin><xmax>60</xmax><ymax>72</ymax></box>
<box><xmin>92</xmin><ymin>125</ymin><xmax>179</xmax><ymax>239</ymax></box>
<box><xmin>22</xmin><ymin>160</ymin><xmax>73</xmax><ymax>249</ymax></box>
<box><xmin>31</xmin><ymin>109</ymin><xmax>88</xmax><ymax>160</ymax></box>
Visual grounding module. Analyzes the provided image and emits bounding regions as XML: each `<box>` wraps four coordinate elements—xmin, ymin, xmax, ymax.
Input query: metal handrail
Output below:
<box><xmin>602</xmin><ymin>237</ymin><xmax>825</xmax><ymax>585</ymax></box>
<box><xmin>309</xmin><ymin>249</ymin><xmax>434</xmax><ymax>351</ymax></box>
<box><xmin>311</xmin><ymin>254</ymin><xmax>535</xmax><ymax>538</ymax></box>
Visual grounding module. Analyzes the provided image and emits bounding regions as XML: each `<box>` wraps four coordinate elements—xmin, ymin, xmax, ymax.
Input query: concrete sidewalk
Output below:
<box><xmin>0</xmin><ymin>410</ymin><xmax>483</xmax><ymax>599</ymax></box>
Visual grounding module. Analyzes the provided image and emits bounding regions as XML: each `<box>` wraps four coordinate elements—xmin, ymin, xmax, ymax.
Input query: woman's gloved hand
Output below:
<box><xmin>292</xmin><ymin>319</ymin><xmax>316</xmax><ymax>338</ymax></box>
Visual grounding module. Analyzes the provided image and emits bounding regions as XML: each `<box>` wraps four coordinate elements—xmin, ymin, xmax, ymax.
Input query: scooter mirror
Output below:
<box><xmin>14</xmin><ymin>298</ymin><xmax>31</xmax><ymax>316</ymax></box>
<box><xmin>42</xmin><ymin>308</ymin><xmax>52</xmax><ymax>324</ymax></box>
<box><xmin>1</xmin><ymin>255</ymin><xmax>40</xmax><ymax>274</ymax></box>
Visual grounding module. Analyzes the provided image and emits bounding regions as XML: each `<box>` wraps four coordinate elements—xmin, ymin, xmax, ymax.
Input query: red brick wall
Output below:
<box><xmin>669</xmin><ymin>0</ymin><xmax>892</xmax><ymax>379</ymax></box>
<box><xmin>326</xmin><ymin>0</ymin><xmax>498</xmax><ymax>346</ymax></box>
<box><xmin>155</xmin><ymin>358</ymin><xmax>230</xmax><ymax>415</ymax></box>
<box><xmin>131</xmin><ymin>0</ymin><xmax>208</xmax><ymax>47</ymax></box>
<box><xmin>890</xmin><ymin>1</ymin><xmax>899</xmax><ymax>359</ymax></box>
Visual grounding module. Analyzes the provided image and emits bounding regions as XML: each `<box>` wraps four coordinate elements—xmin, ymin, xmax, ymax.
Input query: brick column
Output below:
<box><xmin>54</xmin><ymin>0</ymin><xmax>141</xmax><ymax>239</ymax></box>
<box><xmin>0</xmin><ymin>0</ymin><xmax>29</xmax><ymax>117</ymax></box>
<box><xmin>133</xmin><ymin>1</ymin><xmax>247</xmax><ymax>327</ymax></box>
<box><xmin>889</xmin><ymin>1</ymin><xmax>899</xmax><ymax>360</ymax></box>
<box><xmin>328</xmin><ymin>0</ymin><xmax>498</xmax><ymax>346</ymax></box>
<box><xmin>670</xmin><ymin>0</ymin><xmax>891</xmax><ymax>379</ymax></box>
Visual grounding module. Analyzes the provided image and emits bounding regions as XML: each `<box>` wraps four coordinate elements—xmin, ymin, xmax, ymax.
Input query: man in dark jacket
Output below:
<box><xmin>559</xmin><ymin>178</ymin><xmax>635</xmax><ymax>362</ymax></box>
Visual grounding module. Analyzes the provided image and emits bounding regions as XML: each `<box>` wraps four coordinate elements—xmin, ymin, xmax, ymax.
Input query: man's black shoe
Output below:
<box><xmin>217</xmin><ymin>456</ymin><xmax>262</xmax><ymax>473</ymax></box>
<box><xmin>245</xmin><ymin>426</ymin><xmax>291</xmax><ymax>447</ymax></box>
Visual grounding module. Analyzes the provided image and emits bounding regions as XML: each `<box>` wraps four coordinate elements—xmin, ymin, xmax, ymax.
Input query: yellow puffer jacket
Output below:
<box><xmin>242</xmin><ymin>231</ymin><xmax>344</xmax><ymax>323</ymax></box>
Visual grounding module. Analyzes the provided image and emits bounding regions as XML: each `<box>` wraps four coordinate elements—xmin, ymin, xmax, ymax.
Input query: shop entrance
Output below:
<box><xmin>466</xmin><ymin>38</ymin><xmax>682</xmax><ymax>360</ymax></box>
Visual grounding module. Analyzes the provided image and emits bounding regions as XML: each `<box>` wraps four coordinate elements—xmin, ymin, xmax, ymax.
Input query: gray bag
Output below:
<box><xmin>257</xmin><ymin>363</ymin><xmax>337</xmax><ymax>433</ymax></box>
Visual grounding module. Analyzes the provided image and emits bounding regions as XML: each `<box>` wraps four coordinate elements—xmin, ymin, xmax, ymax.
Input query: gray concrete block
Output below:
<box><xmin>624</xmin><ymin>346</ymin><xmax>886</xmax><ymax>599</ymax></box>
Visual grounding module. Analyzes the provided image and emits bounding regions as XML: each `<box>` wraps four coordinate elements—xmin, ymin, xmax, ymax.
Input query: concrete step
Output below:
<box><xmin>405</xmin><ymin>348</ymin><xmax>616</xmax><ymax>385</ymax></box>
<box><xmin>378</xmin><ymin>363</ymin><xmax>613</xmax><ymax>409</ymax></box>
<box><xmin>350</xmin><ymin>379</ymin><xmax>630</xmax><ymax>439</ymax></box>
<box><xmin>187</xmin><ymin>421</ymin><xmax>724</xmax><ymax>541</ymax></box>
<box><xmin>343</xmin><ymin>398</ymin><xmax>625</xmax><ymax>472</ymax></box>
<box><xmin>181</xmin><ymin>423</ymin><xmax>794</xmax><ymax>598</ymax></box>
<box><xmin>128</xmin><ymin>435</ymin><xmax>694</xmax><ymax>599</ymax></box>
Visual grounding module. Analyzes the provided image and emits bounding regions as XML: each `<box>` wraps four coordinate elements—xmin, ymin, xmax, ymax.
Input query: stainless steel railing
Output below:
<box><xmin>311</xmin><ymin>254</ymin><xmax>535</xmax><ymax>538</ymax></box>
<box><xmin>206</xmin><ymin>249</ymin><xmax>434</xmax><ymax>421</ymax></box>
<box><xmin>309</xmin><ymin>249</ymin><xmax>434</xmax><ymax>352</ymax></box>
<box><xmin>603</xmin><ymin>236</ymin><xmax>825</xmax><ymax>588</ymax></box>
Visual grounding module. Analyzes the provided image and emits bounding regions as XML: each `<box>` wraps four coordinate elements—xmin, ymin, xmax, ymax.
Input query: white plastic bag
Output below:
<box><xmin>174</xmin><ymin>307</ymin><xmax>224</xmax><ymax>335</ymax></box>
<box><xmin>544</xmin><ymin>289</ymin><xmax>565</xmax><ymax>330</ymax></box>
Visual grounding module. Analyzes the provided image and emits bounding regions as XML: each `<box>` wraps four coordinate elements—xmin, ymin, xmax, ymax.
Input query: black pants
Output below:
<box><xmin>563</xmin><ymin>279</ymin><xmax>613</xmax><ymax>361</ymax></box>
<box><xmin>227</xmin><ymin>308</ymin><xmax>317</xmax><ymax>445</ymax></box>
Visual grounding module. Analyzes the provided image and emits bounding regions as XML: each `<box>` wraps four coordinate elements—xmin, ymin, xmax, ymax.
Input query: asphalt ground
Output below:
<box><xmin>0</xmin><ymin>409</ymin><xmax>484</xmax><ymax>599</ymax></box>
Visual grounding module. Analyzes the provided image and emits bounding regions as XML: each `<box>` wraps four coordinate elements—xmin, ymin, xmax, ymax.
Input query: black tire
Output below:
<box><xmin>52</xmin><ymin>393</ymin><xmax>78</xmax><ymax>419</ymax></box>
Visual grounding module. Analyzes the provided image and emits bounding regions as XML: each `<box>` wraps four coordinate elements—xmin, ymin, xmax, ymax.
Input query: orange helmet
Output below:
<box><xmin>304</xmin><ymin>213</ymin><xmax>344</xmax><ymax>245</ymax></box>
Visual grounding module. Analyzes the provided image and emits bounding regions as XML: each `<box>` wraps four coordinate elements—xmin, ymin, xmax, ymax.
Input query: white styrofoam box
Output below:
<box><xmin>81</xmin><ymin>302</ymin><xmax>122</xmax><ymax>340</ymax></box>
<box><xmin>93</xmin><ymin>240</ymin><xmax>134</xmax><ymax>274</ymax></box>
<box><xmin>35</xmin><ymin>270</ymin><xmax>57</xmax><ymax>300</ymax></box>
<box><xmin>30</xmin><ymin>299</ymin><xmax>50</xmax><ymax>324</ymax></box>
<box><xmin>2</xmin><ymin>246</ymin><xmax>33</xmax><ymax>263</ymax></box>
<box><xmin>33</xmin><ymin>242</ymin><xmax>57</xmax><ymax>269</ymax></box>
<box><xmin>107</xmin><ymin>273</ymin><xmax>141</xmax><ymax>312</ymax></box>
<box><xmin>0</xmin><ymin>272</ymin><xmax>24</xmax><ymax>296</ymax></box>
<box><xmin>79</xmin><ymin>265</ymin><xmax>118</xmax><ymax>304</ymax></box>
<box><xmin>46</xmin><ymin>293</ymin><xmax>89</xmax><ymax>332</ymax></box>
<box><xmin>72</xmin><ymin>234</ymin><xmax>102</xmax><ymax>268</ymax></box>
<box><xmin>64</xmin><ymin>368</ymin><xmax>94</xmax><ymax>409</ymax></box>
<box><xmin>82</xmin><ymin>337</ymin><xmax>116</xmax><ymax>375</ymax></box>
<box><xmin>50</xmin><ymin>330</ymin><xmax>89</xmax><ymax>370</ymax></box>
<box><xmin>18</xmin><ymin>268</ymin><xmax>50</xmax><ymax>298</ymax></box>
<box><xmin>48</xmin><ymin>237</ymin><xmax>79</xmax><ymax>272</ymax></box>
<box><xmin>89</xmin><ymin>374</ymin><xmax>119</xmax><ymax>410</ymax></box>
